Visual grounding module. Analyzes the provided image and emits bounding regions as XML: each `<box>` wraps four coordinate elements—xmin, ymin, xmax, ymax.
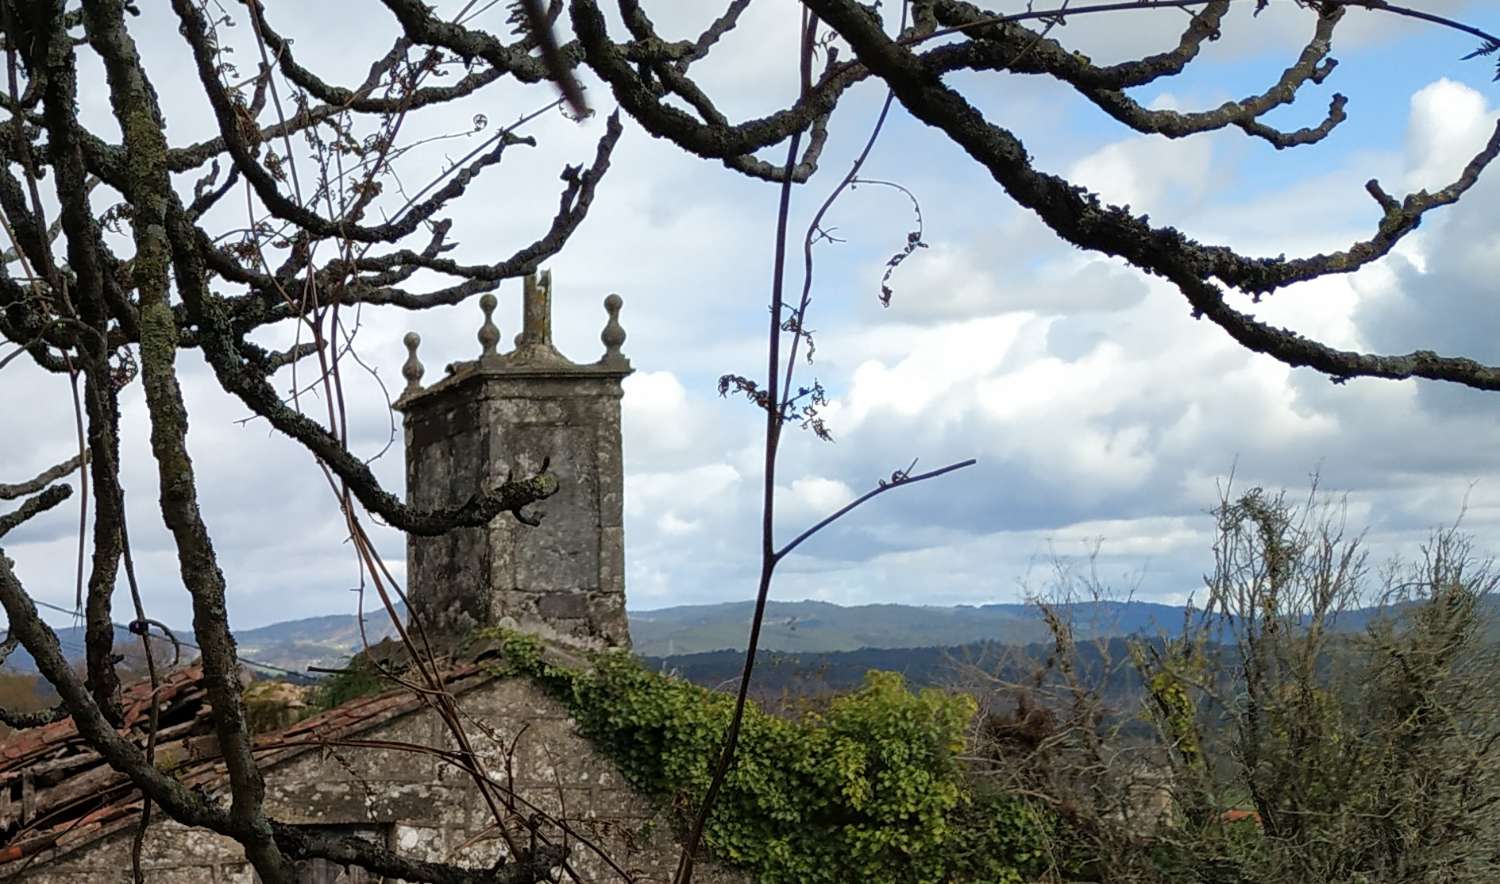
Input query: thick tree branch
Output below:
<box><xmin>227</xmin><ymin>112</ymin><xmax>622</xmax><ymax>324</ymax></box>
<box><xmin>173</xmin><ymin>0</ymin><xmax>526</xmax><ymax>247</ymax></box>
<box><xmin>927</xmin><ymin>0</ymin><xmax>1230</xmax><ymax>89</ymax></box>
<box><xmin>22</xmin><ymin>7</ymin><xmax>136</xmax><ymax>720</ymax></box>
<box><xmin>0</xmin><ymin>454</ymin><xmax>81</xmax><ymax>500</ymax></box>
<box><xmin>680</xmin><ymin>0</ymin><xmax>755</xmax><ymax>70</ymax></box>
<box><xmin>379</xmin><ymin>0</ymin><xmax>699</xmax><ymax>79</ymax></box>
<box><xmin>81</xmin><ymin>369</ymin><xmax>125</xmax><ymax>721</ymax></box>
<box><xmin>163</xmin><ymin>201</ymin><xmax>564</xmax><ymax>536</ymax></box>
<box><xmin>807</xmin><ymin>0</ymin><xmax>1500</xmax><ymax>392</ymax></box>
<box><xmin>0</xmin><ymin>555</ymin><xmax>553</xmax><ymax>882</ymax></box>
<box><xmin>1223</xmin><ymin>120</ymin><xmax>1500</xmax><ymax>294</ymax></box>
<box><xmin>924</xmin><ymin>2</ymin><xmax>1347</xmax><ymax>149</ymax></box>
<box><xmin>570</xmin><ymin>0</ymin><xmax>853</xmax><ymax>180</ymax></box>
<box><xmin>248</xmin><ymin>10</ymin><xmax>506</xmax><ymax>116</ymax></box>
<box><xmin>919</xmin><ymin>0</ymin><xmax>1500</xmax><ymax>53</ymax></box>
<box><xmin>0</xmin><ymin>482</ymin><xmax>70</xmax><ymax>540</ymax></box>
<box><xmin>83</xmin><ymin>1</ymin><xmax>292</xmax><ymax>878</ymax></box>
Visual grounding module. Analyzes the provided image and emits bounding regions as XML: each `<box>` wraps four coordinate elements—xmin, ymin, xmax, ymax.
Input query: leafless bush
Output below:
<box><xmin>963</xmin><ymin>489</ymin><xmax>1500</xmax><ymax>884</ymax></box>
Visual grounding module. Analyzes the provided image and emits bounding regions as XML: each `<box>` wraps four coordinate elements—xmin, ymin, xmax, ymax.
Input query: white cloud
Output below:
<box><xmin>627</xmin><ymin>463</ymin><xmax>743</xmax><ymax>520</ymax></box>
<box><xmin>838</xmin><ymin>314</ymin><xmax>1036</xmax><ymax>429</ymax></box>
<box><xmin>887</xmin><ymin>242</ymin><xmax>1153</xmax><ymax>321</ymax></box>
<box><xmin>1068</xmin><ymin>133</ymin><xmax>1216</xmax><ymax>212</ymax></box>
<box><xmin>657</xmin><ymin>512</ymin><xmax>701</xmax><ymax>537</ymax></box>
<box><xmin>622</xmin><ymin>370</ymin><xmax>701</xmax><ymax>459</ymax></box>
<box><xmin>786</xmin><ymin>476</ymin><xmax>855</xmax><ymax>515</ymax></box>
<box><xmin>1404</xmin><ymin>79</ymin><xmax>1493</xmax><ymax>191</ymax></box>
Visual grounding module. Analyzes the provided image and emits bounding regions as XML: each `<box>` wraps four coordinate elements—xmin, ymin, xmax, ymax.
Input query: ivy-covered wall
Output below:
<box><xmin>485</xmin><ymin>630</ymin><xmax>1048</xmax><ymax>884</ymax></box>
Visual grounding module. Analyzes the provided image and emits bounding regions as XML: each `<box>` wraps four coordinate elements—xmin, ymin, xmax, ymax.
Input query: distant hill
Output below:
<box><xmin>234</xmin><ymin>607</ymin><xmax>405</xmax><ymax>672</ymax></box>
<box><xmin>0</xmin><ymin>599</ymin><xmax>1183</xmax><ymax>675</ymax></box>
<box><xmin>1</xmin><ymin>606</ymin><xmax>405</xmax><ymax>677</ymax></box>
<box><xmin>640</xmin><ymin>641</ymin><xmax>1018</xmax><ymax>696</ymax></box>
<box><xmin>641</xmin><ymin>634</ymin><xmax>1162</xmax><ymax>724</ymax></box>
<box><xmin>6</xmin><ymin>597</ymin><xmax>1489</xmax><ymax>678</ymax></box>
<box><xmin>627</xmin><ymin>599</ymin><xmax>1189</xmax><ymax>657</ymax></box>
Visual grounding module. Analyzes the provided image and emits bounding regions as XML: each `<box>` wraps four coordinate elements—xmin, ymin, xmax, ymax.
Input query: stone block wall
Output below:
<box><xmin>396</xmin><ymin>273</ymin><xmax>633</xmax><ymax>649</ymax></box>
<box><xmin>403</xmin><ymin>374</ymin><xmax>629</xmax><ymax>649</ymax></box>
<box><xmin>20</xmin><ymin>677</ymin><xmax>747</xmax><ymax>883</ymax></box>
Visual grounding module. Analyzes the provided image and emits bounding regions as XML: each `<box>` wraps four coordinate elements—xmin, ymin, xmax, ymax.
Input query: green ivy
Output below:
<box><xmin>482</xmin><ymin>629</ymin><xmax>1046</xmax><ymax>884</ymax></box>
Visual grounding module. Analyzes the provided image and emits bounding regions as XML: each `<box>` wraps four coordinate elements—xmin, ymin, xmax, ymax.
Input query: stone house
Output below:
<box><xmin>0</xmin><ymin>274</ymin><xmax>746</xmax><ymax>883</ymax></box>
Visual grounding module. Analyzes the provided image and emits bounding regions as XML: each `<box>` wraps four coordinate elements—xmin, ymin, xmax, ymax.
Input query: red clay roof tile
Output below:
<box><xmin>0</xmin><ymin>657</ymin><xmax>498</xmax><ymax>874</ymax></box>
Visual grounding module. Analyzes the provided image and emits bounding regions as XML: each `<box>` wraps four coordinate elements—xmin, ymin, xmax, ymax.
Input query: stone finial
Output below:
<box><xmin>515</xmin><ymin>270</ymin><xmax>553</xmax><ymax>349</ymax></box>
<box><xmin>477</xmin><ymin>293</ymin><xmax>501</xmax><ymax>361</ymax></box>
<box><xmin>401</xmin><ymin>332</ymin><xmax>424</xmax><ymax>393</ymax></box>
<box><xmin>510</xmin><ymin>270</ymin><xmax>570</xmax><ymax>366</ymax></box>
<box><xmin>601</xmin><ymin>294</ymin><xmax>629</xmax><ymax>368</ymax></box>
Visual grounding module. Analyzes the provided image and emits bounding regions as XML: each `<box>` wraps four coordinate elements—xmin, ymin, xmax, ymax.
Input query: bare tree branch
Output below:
<box><xmin>0</xmin><ymin>482</ymin><xmax>70</xmax><ymax>540</ymax></box>
<box><xmin>0</xmin><ymin>454</ymin><xmax>82</xmax><ymax>500</ymax></box>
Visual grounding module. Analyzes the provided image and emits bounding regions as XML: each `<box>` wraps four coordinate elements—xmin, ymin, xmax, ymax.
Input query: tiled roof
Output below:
<box><xmin>0</xmin><ymin>658</ymin><xmax>496</xmax><ymax>872</ymax></box>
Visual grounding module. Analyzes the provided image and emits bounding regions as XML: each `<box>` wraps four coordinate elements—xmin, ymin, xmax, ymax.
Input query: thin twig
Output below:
<box><xmin>672</xmin><ymin>12</ymin><xmax>818</xmax><ymax>884</ymax></box>
<box><xmin>775</xmin><ymin>458</ymin><xmax>976</xmax><ymax>561</ymax></box>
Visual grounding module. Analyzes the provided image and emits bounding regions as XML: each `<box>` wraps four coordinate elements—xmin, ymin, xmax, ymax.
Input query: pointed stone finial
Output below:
<box><xmin>601</xmin><ymin>294</ymin><xmax>628</xmax><ymax>367</ymax></box>
<box><xmin>401</xmin><ymin>332</ymin><xmax>424</xmax><ymax>393</ymax></box>
<box><xmin>515</xmin><ymin>270</ymin><xmax>553</xmax><ymax>350</ymax></box>
<box><xmin>510</xmin><ymin>270</ymin><xmax>570</xmax><ymax>366</ymax></box>
<box><xmin>477</xmin><ymin>293</ymin><xmax>501</xmax><ymax>360</ymax></box>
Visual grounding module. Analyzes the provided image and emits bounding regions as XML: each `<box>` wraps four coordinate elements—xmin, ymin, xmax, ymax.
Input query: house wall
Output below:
<box><xmin>17</xmin><ymin>678</ymin><xmax>746</xmax><ymax>883</ymax></box>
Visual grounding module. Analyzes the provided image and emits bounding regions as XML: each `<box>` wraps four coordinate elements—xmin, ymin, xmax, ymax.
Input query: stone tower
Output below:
<box><xmin>395</xmin><ymin>271</ymin><xmax>633</xmax><ymax>648</ymax></box>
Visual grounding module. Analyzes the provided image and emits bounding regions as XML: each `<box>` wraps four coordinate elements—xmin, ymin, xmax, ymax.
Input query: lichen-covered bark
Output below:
<box><xmin>18</xmin><ymin>0</ymin><xmax>125</xmax><ymax>720</ymax></box>
<box><xmin>80</xmin><ymin>1</ymin><xmax>292</xmax><ymax>879</ymax></box>
<box><xmin>0</xmin><ymin>484</ymin><xmax>69</xmax><ymax>542</ymax></box>
<box><xmin>80</xmin><ymin>372</ymin><xmax>124</xmax><ymax>720</ymax></box>
<box><xmin>802</xmin><ymin>0</ymin><xmax>1500</xmax><ymax>391</ymax></box>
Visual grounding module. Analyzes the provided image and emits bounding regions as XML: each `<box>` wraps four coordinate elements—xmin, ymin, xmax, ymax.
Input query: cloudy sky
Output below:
<box><xmin>4</xmin><ymin>1</ymin><xmax>1500</xmax><ymax>637</ymax></box>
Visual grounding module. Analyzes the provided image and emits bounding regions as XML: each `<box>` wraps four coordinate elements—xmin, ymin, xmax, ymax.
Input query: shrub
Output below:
<box><xmin>484</xmin><ymin>629</ymin><xmax>1046</xmax><ymax>883</ymax></box>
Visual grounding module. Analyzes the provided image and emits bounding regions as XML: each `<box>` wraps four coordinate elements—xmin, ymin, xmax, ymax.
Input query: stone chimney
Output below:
<box><xmin>394</xmin><ymin>271</ymin><xmax>633</xmax><ymax>649</ymax></box>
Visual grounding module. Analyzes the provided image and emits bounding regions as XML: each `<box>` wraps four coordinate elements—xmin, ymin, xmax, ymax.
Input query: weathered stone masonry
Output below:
<box><xmin>15</xmin><ymin>665</ymin><xmax>746</xmax><ymax>883</ymax></box>
<box><xmin>396</xmin><ymin>272</ymin><xmax>633</xmax><ymax>649</ymax></box>
<box><xmin>2</xmin><ymin>272</ymin><xmax>750</xmax><ymax>882</ymax></box>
